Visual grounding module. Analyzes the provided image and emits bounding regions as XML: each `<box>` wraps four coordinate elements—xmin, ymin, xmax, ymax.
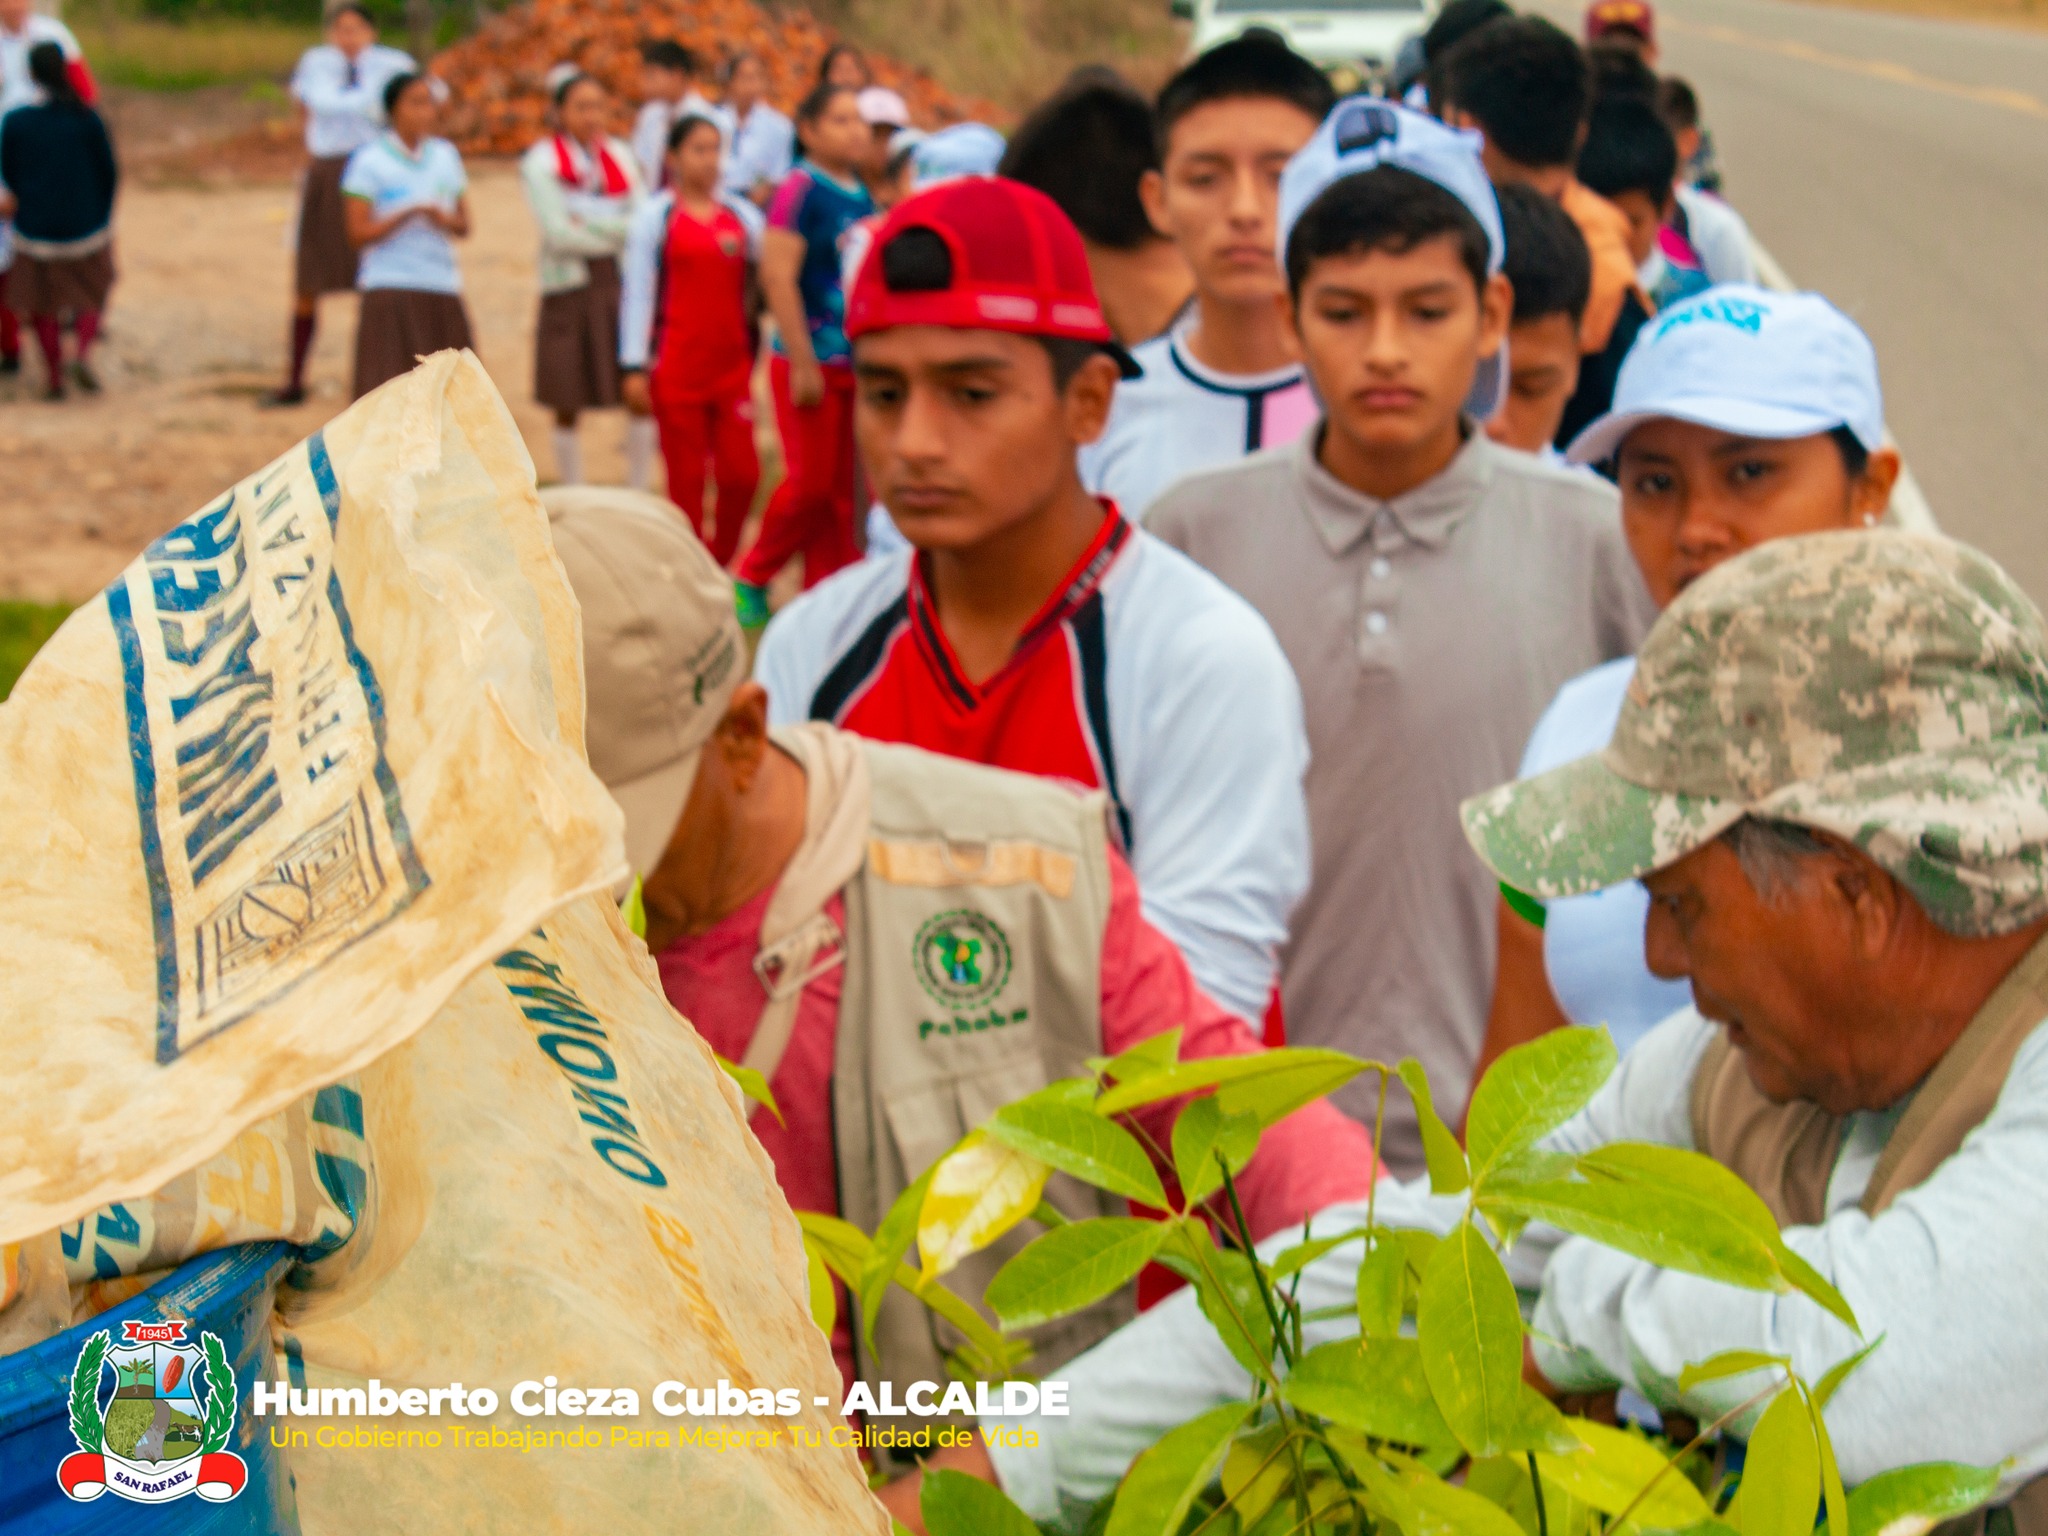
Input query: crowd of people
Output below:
<box><xmin>6</xmin><ymin>0</ymin><xmax>2046</xmax><ymax>1525</ymax></box>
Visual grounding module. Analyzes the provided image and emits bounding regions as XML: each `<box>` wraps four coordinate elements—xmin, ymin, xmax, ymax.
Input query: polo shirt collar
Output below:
<box><xmin>1291</xmin><ymin>422</ymin><xmax>1495</xmax><ymax>557</ymax></box>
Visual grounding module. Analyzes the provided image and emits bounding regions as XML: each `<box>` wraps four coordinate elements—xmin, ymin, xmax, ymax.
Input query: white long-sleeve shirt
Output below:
<box><xmin>723</xmin><ymin>101</ymin><xmax>794</xmax><ymax>200</ymax></box>
<box><xmin>616</xmin><ymin>189</ymin><xmax>763</xmax><ymax>370</ymax></box>
<box><xmin>289</xmin><ymin>43</ymin><xmax>415</xmax><ymax>159</ymax></box>
<box><xmin>517</xmin><ymin>134</ymin><xmax>642</xmax><ymax>295</ymax></box>
<box><xmin>986</xmin><ymin>1006</ymin><xmax>2048</xmax><ymax>1520</ymax></box>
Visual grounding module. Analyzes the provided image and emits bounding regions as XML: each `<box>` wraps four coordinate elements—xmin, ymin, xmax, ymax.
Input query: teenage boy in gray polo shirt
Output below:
<box><xmin>1149</xmin><ymin>102</ymin><xmax>1652</xmax><ymax>1174</ymax></box>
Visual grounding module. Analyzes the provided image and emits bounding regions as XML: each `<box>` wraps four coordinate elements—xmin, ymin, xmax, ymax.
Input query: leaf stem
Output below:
<box><xmin>1606</xmin><ymin>1374</ymin><xmax>1788</xmax><ymax>1530</ymax></box>
<box><xmin>1219</xmin><ymin>1158</ymin><xmax>1297</xmax><ymax>1371</ymax></box>
<box><xmin>1528</xmin><ymin>1452</ymin><xmax>1550</xmax><ymax>1536</ymax></box>
<box><xmin>1184</xmin><ymin>1429</ymin><xmax>1305</xmax><ymax>1536</ymax></box>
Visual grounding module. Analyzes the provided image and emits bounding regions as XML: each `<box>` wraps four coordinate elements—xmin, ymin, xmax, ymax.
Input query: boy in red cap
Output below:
<box><xmin>754</xmin><ymin>175</ymin><xmax>1310</xmax><ymax>1032</ymax></box>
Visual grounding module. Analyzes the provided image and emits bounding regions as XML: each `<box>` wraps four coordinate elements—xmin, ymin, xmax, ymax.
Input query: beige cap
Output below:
<box><xmin>541</xmin><ymin>487</ymin><xmax>745</xmax><ymax>876</ymax></box>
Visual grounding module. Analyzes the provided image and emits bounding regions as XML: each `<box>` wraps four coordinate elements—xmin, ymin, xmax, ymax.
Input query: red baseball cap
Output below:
<box><xmin>1584</xmin><ymin>0</ymin><xmax>1655</xmax><ymax>41</ymax></box>
<box><xmin>844</xmin><ymin>175</ymin><xmax>1142</xmax><ymax>379</ymax></box>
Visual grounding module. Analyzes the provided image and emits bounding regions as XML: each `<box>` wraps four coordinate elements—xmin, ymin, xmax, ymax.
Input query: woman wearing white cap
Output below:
<box><xmin>522</xmin><ymin>67</ymin><xmax>644</xmax><ymax>485</ymax></box>
<box><xmin>1474</xmin><ymin>285</ymin><xmax>1901</xmax><ymax>1078</ymax></box>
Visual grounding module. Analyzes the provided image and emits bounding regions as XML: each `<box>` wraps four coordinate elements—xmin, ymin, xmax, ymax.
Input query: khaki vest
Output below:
<box><xmin>1689</xmin><ymin>933</ymin><xmax>2048</xmax><ymax>1536</ymax></box>
<box><xmin>753</xmin><ymin>729</ymin><xmax>1132</xmax><ymax>1424</ymax></box>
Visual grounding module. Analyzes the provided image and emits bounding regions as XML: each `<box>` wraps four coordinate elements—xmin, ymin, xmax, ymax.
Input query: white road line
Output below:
<box><xmin>1748</xmin><ymin>237</ymin><xmax>1940</xmax><ymax>532</ymax></box>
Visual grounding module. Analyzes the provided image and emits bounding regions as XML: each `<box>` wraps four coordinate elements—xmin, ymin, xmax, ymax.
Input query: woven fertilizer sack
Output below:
<box><xmin>276</xmin><ymin>893</ymin><xmax>886</xmax><ymax>1534</ymax></box>
<box><xmin>0</xmin><ymin>350</ymin><xmax>618</xmax><ymax>1246</ymax></box>
<box><xmin>0</xmin><ymin>351</ymin><xmax>886</xmax><ymax>1533</ymax></box>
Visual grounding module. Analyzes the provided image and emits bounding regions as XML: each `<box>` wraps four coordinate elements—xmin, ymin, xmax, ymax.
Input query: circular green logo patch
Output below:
<box><xmin>913</xmin><ymin>909</ymin><xmax>1012</xmax><ymax>1009</ymax></box>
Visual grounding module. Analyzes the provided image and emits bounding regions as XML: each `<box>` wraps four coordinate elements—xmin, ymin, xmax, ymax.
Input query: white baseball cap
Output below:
<box><xmin>1565</xmin><ymin>285</ymin><xmax>1885</xmax><ymax>465</ymax></box>
<box><xmin>857</xmin><ymin>85</ymin><xmax>911</xmax><ymax>128</ymax></box>
<box><xmin>909</xmin><ymin>122</ymin><xmax>1006</xmax><ymax>188</ymax></box>
<box><xmin>1279</xmin><ymin>99</ymin><xmax>1507</xmax><ymax>418</ymax></box>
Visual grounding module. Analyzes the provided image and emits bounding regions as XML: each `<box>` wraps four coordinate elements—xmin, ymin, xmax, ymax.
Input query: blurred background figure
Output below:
<box><xmin>0</xmin><ymin>0</ymin><xmax>98</xmax><ymax>381</ymax></box>
<box><xmin>998</xmin><ymin>66</ymin><xmax>1191</xmax><ymax>345</ymax></box>
<box><xmin>632</xmin><ymin>40</ymin><xmax>729</xmax><ymax>191</ymax></box>
<box><xmin>815</xmin><ymin>41</ymin><xmax>870</xmax><ymax>90</ymax></box>
<box><xmin>1487</xmin><ymin>182</ymin><xmax>1592</xmax><ymax>458</ymax></box>
<box><xmin>721</xmin><ymin>50</ymin><xmax>794</xmax><ymax>208</ymax></box>
<box><xmin>269</xmin><ymin>2</ymin><xmax>413</xmax><ymax>406</ymax></box>
<box><xmin>1583</xmin><ymin>0</ymin><xmax>1659</xmax><ymax>64</ymax></box>
<box><xmin>523</xmin><ymin>67</ymin><xmax>643</xmax><ymax>485</ymax></box>
<box><xmin>731</xmin><ymin>82</ymin><xmax>872</xmax><ymax>623</ymax></box>
<box><xmin>0</xmin><ymin>41</ymin><xmax>116</xmax><ymax>400</ymax></box>
<box><xmin>854</xmin><ymin>83</ymin><xmax>910</xmax><ymax>196</ymax></box>
<box><xmin>619</xmin><ymin>112</ymin><xmax>761</xmax><ymax>558</ymax></box>
<box><xmin>342</xmin><ymin>71</ymin><xmax>472</xmax><ymax>399</ymax></box>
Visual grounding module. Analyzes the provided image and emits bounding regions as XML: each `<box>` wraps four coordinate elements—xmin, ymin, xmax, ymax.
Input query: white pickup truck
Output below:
<box><xmin>1172</xmin><ymin>0</ymin><xmax>1440</xmax><ymax>92</ymax></box>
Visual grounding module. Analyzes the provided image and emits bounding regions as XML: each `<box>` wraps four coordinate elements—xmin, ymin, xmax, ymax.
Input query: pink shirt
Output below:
<box><xmin>655</xmin><ymin>847</ymin><xmax>1379</xmax><ymax>1385</ymax></box>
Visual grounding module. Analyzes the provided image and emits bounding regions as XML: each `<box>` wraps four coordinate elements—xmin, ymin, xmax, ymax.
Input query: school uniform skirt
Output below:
<box><xmin>295</xmin><ymin>154</ymin><xmax>360</xmax><ymax>299</ymax></box>
<box><xmin>10</xmin><ymin>243</ymin><xmax>115</xmax><ymax>317</ymax></box>
<box><xmin>533</xmin><ymin>255</ymin><xmax>622</xmax><ymax>415</ymax></box>
<box><xmin>352</xmin><ymin>287</ymin><xmax>474</xmax><ymax>399</ymax></box>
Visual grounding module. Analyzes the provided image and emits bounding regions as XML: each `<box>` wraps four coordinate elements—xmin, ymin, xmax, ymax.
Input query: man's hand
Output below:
<box><xmin>875</xmin><ymin>1436</ymin><xmax>999</xmax><ymax>1535</ymax></box>
<box><xmin>621</xmin><ymin>372</ymin><xmax>651</xmax><ymax>416</ymax></box>
<box><xmin>789</xmin><ymin>355</ymin><xmax>826</xmax><ymax>408</ymax></box>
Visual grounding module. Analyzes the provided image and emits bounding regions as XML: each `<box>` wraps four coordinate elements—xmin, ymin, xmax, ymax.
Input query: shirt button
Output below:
<box><xmin>1365</xmin><ymin>610</ymin><xmax>1390</xmax><ymax>636</ymax></box>
<box><xmin>1370</xmin><ymin>557</ymin><xmax>1391</xmax><ymax>579</ymax></box>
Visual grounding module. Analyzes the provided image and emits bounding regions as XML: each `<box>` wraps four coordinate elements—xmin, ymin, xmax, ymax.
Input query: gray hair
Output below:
<box><xmin>1722</xmin><ymin>817</ymin><xmax>1834</xmax><ymax>899</ymax></box>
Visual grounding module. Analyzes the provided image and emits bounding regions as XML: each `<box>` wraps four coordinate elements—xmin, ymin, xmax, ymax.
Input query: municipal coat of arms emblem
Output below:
<box><xmin>56</xmin><ymin>1318</ymin><xmax>247</xmax><ymax>1505</ymax></box>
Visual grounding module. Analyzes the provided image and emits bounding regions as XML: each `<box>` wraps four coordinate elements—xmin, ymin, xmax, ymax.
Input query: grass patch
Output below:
<box><xmin>0</xmin><ymin>602</ymin><xmax>73</xmax><ymax>702</ymax></box>
<box><xmin>69</xmin><ymin>15</ymin><xmax>318</xmax><ymax>90</ymax></box>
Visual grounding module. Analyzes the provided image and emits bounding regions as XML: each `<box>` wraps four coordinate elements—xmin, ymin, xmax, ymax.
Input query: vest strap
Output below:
<box><xmin>734</xmin><ymin>725</ymin><xmax>871</xmax><ymax>1096</ymax></box>
<box><xmin>1861</xmin><ymin>929</ymin><xmax>2048</xmax><ymax>1214</ymax></box>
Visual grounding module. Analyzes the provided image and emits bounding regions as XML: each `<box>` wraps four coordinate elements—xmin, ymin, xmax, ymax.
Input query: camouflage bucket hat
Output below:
<box><xmin>1461</xmin><ymin>530</ymin><xmax>2048</xmax><ymax>936</ymax></box>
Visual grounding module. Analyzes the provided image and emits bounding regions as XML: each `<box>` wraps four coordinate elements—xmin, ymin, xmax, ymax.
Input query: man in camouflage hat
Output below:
<box><xmin>1460</xmin><ymin>529</ymin><xmax>2048</xmax><ymax>1527</ymax></box>
<box><xmin>943</xmin><ymin>529</ymin><xmax>2048</xmax><ymax>1530</ymax></box>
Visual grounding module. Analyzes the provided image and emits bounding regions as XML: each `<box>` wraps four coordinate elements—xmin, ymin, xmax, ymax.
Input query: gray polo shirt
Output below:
<box><xmin>1149</xmin><ymin>427</ymin><xmax>1654</xmax><ymax>1176</ymax></box>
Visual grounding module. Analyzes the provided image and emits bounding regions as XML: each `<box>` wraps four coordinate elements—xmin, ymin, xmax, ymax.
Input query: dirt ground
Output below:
<box><xmin>0</xmin><ymin>160</ymin><xmax>740</xmax><ymax>604</ymax></box>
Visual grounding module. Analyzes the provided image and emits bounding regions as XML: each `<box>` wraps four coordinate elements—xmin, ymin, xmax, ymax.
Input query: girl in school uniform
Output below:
<box><xmin>619</xmin><ymin>113</ymin><xmax>762</xmax><ymax>563</ymax></box>
<box><xmin>341</xmin><ymin>71</ymin><xmax>472</xmax><ymax>399</ymax></box>
<box><xmin>0</xmin><ymin>0</ymin><xmax>98</xmax><ymax>379</ymax></box>
<box><xmin>269</xmin><ymin>1</ymin><xmax>412</xmax><ymax>405</ymax></box>
<box><xmin>521</xmin><ymin>69</ymin><xmax>642</xmax><ymax>485</ymax></box>
<box><xmin>0</xmin><ymin>42</ymin><xmax>117</xmax><ymax>399</ymax></box>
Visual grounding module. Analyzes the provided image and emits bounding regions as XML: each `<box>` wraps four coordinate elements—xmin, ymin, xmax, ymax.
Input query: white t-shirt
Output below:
<box><xmin>1517</xmin><ymin>656</ymin><xmax>1690</xmax><ymax>1053</ymax></box>
<box><xmin>0</xmin><ymin>12</ymin><xmax>80</xmax><ymax>115</ymax></box>
<box><xmin>288</xmin><ymin>43</ymin><xmax>415</xmax><ymax>159</ymax></box>
<box><xmin>724</xmin><ymin>102</ymin><xmax>794</xmax><ymax>200</ymax></box>
<box><xmin>340</xmin><ymin>134</ymin><xmax>467</xmax><ymax>294</ymax></box>
<box><xmin>1079</xmin><ymin>309</ymin><xmax>1320</xmax><ymax>523</ymax></box>
<box><xmin>1674</xmin><ymin>185</ymin><xmax>1756</xmax><ymax>289</ymax></box>
<box><xmin>754</xmin><ymin>530</ymin><xmax>1312</xmax><ymax>1024</ymax></box>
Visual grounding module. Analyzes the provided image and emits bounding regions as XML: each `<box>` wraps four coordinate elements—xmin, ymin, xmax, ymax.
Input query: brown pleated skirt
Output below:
<box><xmin>295</xmin><ymin>155</ymin><xmax>360</xmax><ymax>298</ymax></box>
<box><xmin>533</xmin><ymin>255</ymin><xmax>622</xmax><ymax>415</ymax></box>
<box><xmin>11</xmin><ymin>245</ymin><xmax>115</xmax><ymax>317</ymax></box>
<box><xmin>352</xmin><ymin>287</ymin><xmax>474</xmax><ymax>399</ymax></box>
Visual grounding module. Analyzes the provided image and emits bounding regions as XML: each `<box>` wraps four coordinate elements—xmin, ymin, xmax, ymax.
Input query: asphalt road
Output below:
<box><xmin>1525</xmin><ymin>0</ymin><xmax>2048</xmax><ymax>602</ymax></box>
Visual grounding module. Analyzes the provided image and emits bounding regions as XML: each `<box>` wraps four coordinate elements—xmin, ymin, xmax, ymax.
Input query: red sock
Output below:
<box><xmin>0</xmin><ymin>272</ymin><xmax>17</xmax><ymax>360</ymax></box>
<box><xmin>287</xmin><ymin>312</ymin><xmax>316</xmax><ymax>392</ymax></box>
<box><xmin>32</xmin><ymin>316</ymin><xmax>62</xmax><ymax>387</ymax></box>
<box><xmin>74</xmin><ymin>310</ymin><xmax>100</xmax><ymax>355</ymax></box>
